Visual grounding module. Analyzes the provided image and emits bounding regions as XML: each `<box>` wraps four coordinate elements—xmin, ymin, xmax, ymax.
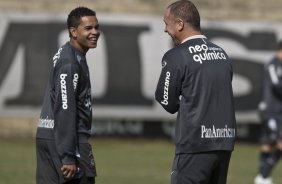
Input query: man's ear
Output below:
<box><xmin>69</xmin><ymin>27</ymin><xmax>77</xmax><ymax>38</ymax></box>
<box><xmin>176</xmin><ymin>19</ymin><xmax>184</xmax><ymax>31</ymax></box>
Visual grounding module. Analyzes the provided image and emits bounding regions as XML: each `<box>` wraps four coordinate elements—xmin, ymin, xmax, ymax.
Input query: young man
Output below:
<box><xmin>255</xmin><ymin>41</ymin><xmax>282</xmax><ymax>184</ymax></box>
<box><xmin>36</xmin><ymin>7</ymin><xmax>100</xmax><ymax>184</ymax></box>
<box><xmin>155</xmin><ymin>1</ymin><xmax>236</xmax><ymax>184</ymax></box>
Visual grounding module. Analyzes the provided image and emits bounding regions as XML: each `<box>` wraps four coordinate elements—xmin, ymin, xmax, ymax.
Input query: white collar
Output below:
<box><xmin>181</xmin><ymin>35</ymin><xmax>207</xmax><ymax>44</ymax></box>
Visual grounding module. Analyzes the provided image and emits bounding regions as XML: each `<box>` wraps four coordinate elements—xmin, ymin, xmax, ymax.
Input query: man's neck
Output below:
<box><xmin>70</xmin><ymin>39</ymin><xmax>88</xmax><ymax>54</ymax></box>
<box><xmin>180</xmin><ymin>30</ymin><xmax>202</xmax><ymax>44</ymax></box>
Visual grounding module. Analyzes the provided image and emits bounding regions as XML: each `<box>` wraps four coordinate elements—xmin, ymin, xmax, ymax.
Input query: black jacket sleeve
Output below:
<box><xmin>155</xmin><ymin>54</ymin><xmax>182</xmax><ymax>114</ymax></box>
<box><xmin>268</xmin><ymin>63</ymin><xmax>282</xmax><ymax>96</ymax></box>
<box><xmin>53</xmin><ymin>61</ymin><xmax>80</xmax><ymax>164</ymax></box>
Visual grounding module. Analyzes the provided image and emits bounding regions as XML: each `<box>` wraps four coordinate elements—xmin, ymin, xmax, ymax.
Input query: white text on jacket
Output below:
<box><xmin>60</xmin><ymin>74</ymin><xmax>68</xmax><ymax>109</ymax></box>
<box><xmin>161</xmin><ymin>71</ymin><xmax>170</xmax><ymax>105</ymax></box>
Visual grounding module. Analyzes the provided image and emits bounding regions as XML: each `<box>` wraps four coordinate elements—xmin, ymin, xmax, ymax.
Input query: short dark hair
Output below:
<box><xmin>168</xmin><ymin>0</ymin><xmax>201</xmax><ymax>31</ymax></box>
<box><xmin>67</xmin><ymin>7</ymin><xmax>96</xmax><ymax>37</ymax></box>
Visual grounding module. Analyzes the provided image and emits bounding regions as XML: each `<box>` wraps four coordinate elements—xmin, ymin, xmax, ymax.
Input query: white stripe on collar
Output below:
<box><xmin>181</xmin><ymin>35</ymin><xmax>207</xmax><ymax>44</ymax></box>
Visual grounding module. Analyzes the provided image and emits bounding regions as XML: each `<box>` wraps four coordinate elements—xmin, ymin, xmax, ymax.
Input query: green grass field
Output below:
<box><xmin>1</xmin><ymin>138</ymin><xmax>282</xmax><ymax>184</ymax></box>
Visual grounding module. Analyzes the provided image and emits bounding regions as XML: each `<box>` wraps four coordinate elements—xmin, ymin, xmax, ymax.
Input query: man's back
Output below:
<box><xmin>155</xmin><ymin>35</ymin><xmax>236</xmax><ymax>154</ymax></box>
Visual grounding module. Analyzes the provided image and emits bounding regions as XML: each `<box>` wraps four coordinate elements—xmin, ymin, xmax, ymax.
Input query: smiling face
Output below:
<box><xmin>69</xmin><ymin>15</ymin><xmax>100</xmax><ymax>54</ymax></box>
<box><xmin>163</xmin><ymin>8</ymin><xmax>182</xmax><ymax>46</ymax></box>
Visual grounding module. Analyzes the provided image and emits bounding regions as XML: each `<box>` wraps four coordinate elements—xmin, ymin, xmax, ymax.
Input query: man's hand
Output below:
<box><xmin>61</xmin><ymin>164</ymin><xmax>76</xmax><ymax>180</ymax></box>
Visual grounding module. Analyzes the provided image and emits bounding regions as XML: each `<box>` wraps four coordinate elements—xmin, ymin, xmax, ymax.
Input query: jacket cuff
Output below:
<box><xmin>62</xmin><ymin>155</ymin><xmax>76</xmax><ymax>164</ymax></box>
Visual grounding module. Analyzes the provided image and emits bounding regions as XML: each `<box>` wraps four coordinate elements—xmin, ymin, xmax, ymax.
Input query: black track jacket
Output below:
<box><xmin>259</xmin><ymin>57</ymin><xmax>282</xmax><ymax>120</ymax></box>
<box><xmin>155</xmin><ymin>35</ymin><xmax>236</xmax><ymax>154</ymax></box>
<box><xmin>36</xmin><ymin>42</ymin><xmax>92</xmax><ymax>164</ymax></box>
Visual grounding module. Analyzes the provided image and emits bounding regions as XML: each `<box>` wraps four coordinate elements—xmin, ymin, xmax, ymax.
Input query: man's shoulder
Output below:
<box><xmin>55</xmin><ymin>43</ymin><xmax>77</xmax><ymax>67</ymax></box>
<box><xmin>164</xmin><ymin>44</ymin><xmax>187</xmax><ymax>58</ymax></box>
<box><xmin>59</xmin><ymin>43</ymin><xmax>75</xmax><ymax>60</ymax></box>
<box><xmin>163</xmin><ymin>48</ymin><xmax>184</xmax><ymax>66</ymax></box>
